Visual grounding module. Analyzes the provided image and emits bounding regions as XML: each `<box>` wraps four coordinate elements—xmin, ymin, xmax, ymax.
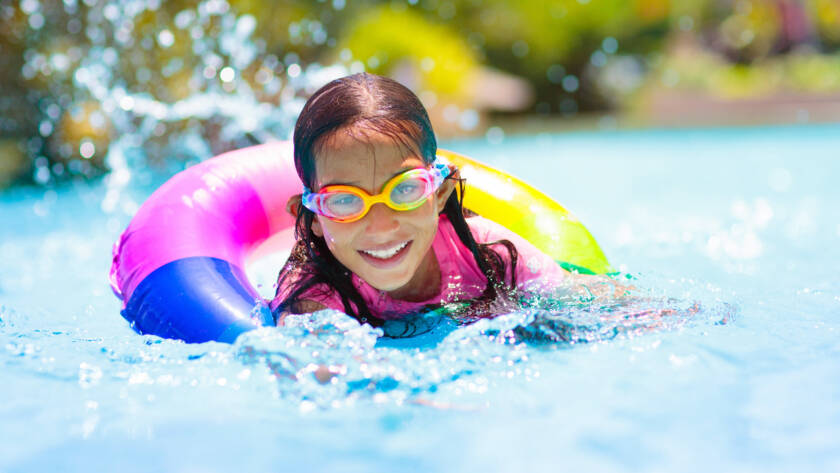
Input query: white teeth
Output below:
<box><xmin>362</xmin><ymin>241</ymin><xmax>408</xmax><ymax>259</ymax></box>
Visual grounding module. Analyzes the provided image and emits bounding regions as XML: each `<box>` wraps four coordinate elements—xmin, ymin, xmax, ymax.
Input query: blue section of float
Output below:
<box><xmin>122</xmin><ymin>257</ymin><xmax>270</xmax><ymax>343</ymax></box>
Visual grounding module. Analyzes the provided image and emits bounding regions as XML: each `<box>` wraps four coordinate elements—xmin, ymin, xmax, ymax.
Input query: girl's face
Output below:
<box><xmin>310</xmin><ymin>129</ymin><xmax>453</xmax><ymax>297</ymax></box>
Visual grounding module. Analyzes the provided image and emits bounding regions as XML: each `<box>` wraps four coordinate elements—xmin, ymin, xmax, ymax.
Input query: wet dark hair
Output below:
<box><xmin>273</xmin><ymin>72</ymin><xmax>517</xmax><ymax>326</ymax></box>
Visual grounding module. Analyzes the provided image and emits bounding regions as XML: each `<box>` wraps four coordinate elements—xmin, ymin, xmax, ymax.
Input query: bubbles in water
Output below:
<box><xmin>78</xmin><ymin>362</ymin><xmax>103</xmax><ymax>388</ymax></box>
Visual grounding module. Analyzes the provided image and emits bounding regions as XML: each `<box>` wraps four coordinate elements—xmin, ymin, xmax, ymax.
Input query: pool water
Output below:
<box><xmin>1</xmin><ymin>124</ymin><xmax>838</xmax><ymax>472</ymax></box>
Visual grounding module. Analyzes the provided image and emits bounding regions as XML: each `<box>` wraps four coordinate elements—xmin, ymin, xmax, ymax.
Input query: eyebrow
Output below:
<box><xmin>321</xmin><ymin>165</ymin><xmax>422</xmax><ymax>190</ymax></box>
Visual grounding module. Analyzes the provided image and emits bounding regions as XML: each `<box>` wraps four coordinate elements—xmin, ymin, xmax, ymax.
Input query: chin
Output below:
<box><xmin>363</xmin><ymin>270</ymin><xmax>413</xmax><ymax>292</ymax></box>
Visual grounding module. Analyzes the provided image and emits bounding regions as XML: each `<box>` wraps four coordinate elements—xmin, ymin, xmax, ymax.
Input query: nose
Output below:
<box><xmin>363</xmin><ymin>202</ymin><xmax>400</xmax><ymax>234</ymax></box>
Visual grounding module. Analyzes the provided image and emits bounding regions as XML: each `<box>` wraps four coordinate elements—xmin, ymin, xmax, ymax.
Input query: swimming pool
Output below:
<box><xmin>1</xmin><ymin>124</ymin><xmax>838</xmax><ymax>472</ymax></box>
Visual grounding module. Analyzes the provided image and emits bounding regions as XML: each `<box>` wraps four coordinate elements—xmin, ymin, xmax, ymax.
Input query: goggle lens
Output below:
<box><xmin>388</xmin><ymin>171</ymin><xmax>433</xmax><ymax>208</ymax></box>
<box><xmin>323</xmin><ymin>192</ymin><xmax>364</xmax><ymax>218</ymax></box>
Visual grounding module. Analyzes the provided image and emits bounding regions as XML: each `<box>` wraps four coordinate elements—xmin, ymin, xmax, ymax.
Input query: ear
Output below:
<box><xmin>287</xmin><ymin>193</ymin><xmax>324</xmax><ymax>237</ymax></box>
<box><xmin>285</xmin><ymin>194</ymin><xmax>302</xmax><ymax>218</ymax></box>
<box><xmin>434</xmin><ymin>166</ymin><xmax>458</xmax><ymax>210</ymax></box>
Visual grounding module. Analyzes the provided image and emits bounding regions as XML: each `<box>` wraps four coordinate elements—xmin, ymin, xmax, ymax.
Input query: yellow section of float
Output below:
<box><xmin>438</xmin><ymin>149</ymin><xmax>612</xmax><ymax>275</ymax></box>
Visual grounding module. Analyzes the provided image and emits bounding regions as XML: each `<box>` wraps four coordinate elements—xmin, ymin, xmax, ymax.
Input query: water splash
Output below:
<box><xmin>234</xmin><ymin>310</ymin><xmax>534</xmax><ymax>409</ymax></box>
<box><xmin>229</xmin><ymin>293</ymin><xmax>734</xmax><ymax>410</ymax></box>
<box><xmin>17</xmin><ymin>0</ymin><xmax>348</xmax><ymax>213</ymax></box>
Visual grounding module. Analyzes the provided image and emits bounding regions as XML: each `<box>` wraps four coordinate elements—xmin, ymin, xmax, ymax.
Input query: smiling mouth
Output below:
<box><xmin>360</xmin><ymin>241</ymin><xmax>410</xmax><ymax>260</ymax></box>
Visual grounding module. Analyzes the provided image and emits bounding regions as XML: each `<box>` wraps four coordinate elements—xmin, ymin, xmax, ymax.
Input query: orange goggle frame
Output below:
<box><xmin>301</xmin><ymin>160</ymin><xmax>451</xmax><ymax>223</ymax></box>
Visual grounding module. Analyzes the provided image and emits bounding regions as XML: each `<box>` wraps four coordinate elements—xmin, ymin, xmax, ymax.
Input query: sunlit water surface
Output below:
<box><xmin>1</xmin><ymin>125</ymin><xmax>839</xmax><ymax>472</ymax></box>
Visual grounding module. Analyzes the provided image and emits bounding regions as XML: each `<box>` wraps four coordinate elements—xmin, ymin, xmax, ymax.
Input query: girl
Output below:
<box><xmin>271</xmin><ymin>72</ymin><xmax>585</xmax><ymax>327</ymax></box>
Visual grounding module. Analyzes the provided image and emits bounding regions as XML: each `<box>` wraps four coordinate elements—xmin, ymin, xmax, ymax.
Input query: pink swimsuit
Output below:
<box><xmin>271</xmin><ymin>214</ymin><xmax>567</xmax><ymax>319</ymax></box>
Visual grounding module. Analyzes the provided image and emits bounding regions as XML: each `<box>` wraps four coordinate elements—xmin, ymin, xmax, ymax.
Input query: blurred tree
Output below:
<box><xmin>436</xmin><ymin>0</ymin><xmax>671</xmax><ymax>113</ymax></box>
<box><xmin>0</xmin><ymin>3</ymin><xmax>32</xmax><ymax>186</ymax></box>
<box><xmin>338</xmin><ymin>6</ymin><xmax>479</xmax><ymax>101</ymax></box>
<box><xmin>810</xmin><ymin>0</ymin><xmax>840</xmax><ymax>46</ymax></box>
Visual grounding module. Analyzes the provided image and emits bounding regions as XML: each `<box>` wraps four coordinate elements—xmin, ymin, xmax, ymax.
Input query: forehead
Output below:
<box><xmin>314</xmin><ymin>128</ymin><xmax>424</xmax><ymax>186</ymax></box>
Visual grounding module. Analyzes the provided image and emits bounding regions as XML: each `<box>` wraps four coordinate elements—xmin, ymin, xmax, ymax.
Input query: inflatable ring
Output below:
<box><xmin>439</xmin><ymin>149</ymin><xmax>611</xmax><ymax>276</ymax></box>
<box><xmin>109</xmin><ymin>142</ymin><xmax>610</xmax><ymax>343</ymax></box>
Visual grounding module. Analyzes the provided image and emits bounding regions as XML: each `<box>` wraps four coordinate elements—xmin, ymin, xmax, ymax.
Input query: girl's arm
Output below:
<box><xmin>275</xmin><ymin>300</ymin><xmax>328</xmax><ymax>326</ymax></box>
<box><xmin>563</xmin><ymin>272</ymin><xmax>634</xmax><ymax>301</ymax></box>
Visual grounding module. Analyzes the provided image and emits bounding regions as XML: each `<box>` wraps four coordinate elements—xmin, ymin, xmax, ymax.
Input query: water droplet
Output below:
<box><xmin>561</xmin><ymin>75</ymin><xmax>579</xmax><ymax>93</ymax></box>
<box><xmin>103</xmin><ymin>4</ymin><xmax>118</xmax><ymax>21</ymax></box>
<box><xmin>678</xmin><ymin>16</ymin><xmax>694</xmax><ymax>32</ymax></box>
<box><xmin>547</xmin><ymin>64</ymin><xmax>565</xmax><ymax>84</ymax></box>
<box><xmin>602</xmin><ymin>37</ymin><xmax>618</xmax><ymax>54</ymax></box>
<box><xmin>486</xmin><ymin>127</ymin><xmax>504</xmax><ymax>145</ymax></box>
<box><xmin>39</xmin><ymin>120</ymin><xmax>53</xmax><ymax>136</ymax></box>
<box><xmin>80</xmin><ymin>140</ymin><xmax>95</xmax><ymax>159</ymax></box>
<box><xmin>287</xmin><ymin>63</ymin><xmax>301</xmax><ymax>78</ymax></box>
<box><xmin>219</xmin><ymin>66</ymin><xmax>235</xmax><ymax>82</ymax></box>
<box><xmin>512</xmin><ymin>40</ymin><xmax>529</xmax><ymax>58</ymax></box>
<box><xmin>420</xmin><ymin>57</ymin><xmax>435</xmax><ymax>72</ymax></box>
<box><xmin>158</xmin><ymin>29</ymin><xmax>175</xmax><ymax>48</ymax></box>
<box><xmin>442</xmin><ymin>104</ymin><xmax>459</xmax><ymax>123</ymax></box>
<box><xmin>174</xmin><ymin>10</ymin><xmax>195</xmax><ymax>29</ymax></box>
<box><xmin>119</xmin><ymin>96</ymin><xmax>135</xmax><ymax>111</ymax></box>
<box><xmin>458</xmin><ymin>109</ymin><xmax>479</xmax><ymax>131</ymax></box>
<box><xmin>20</xmin><ymin>0</ymin><xmax>39</xmax><ymax>15</ymax></box>
<box><xmin>590</xmin><ymin>50</ymin><xmax>607</xmax><ymax>67</ymax></box>
<box><xmin>35</xmin><ymin>166</ymin><xmax>50</xmax><ymax>184</ymax></box>
<box><xmin>28</xmin><ymin>13</ymin><xmax>45</xmax><ymax>29</ymax></box>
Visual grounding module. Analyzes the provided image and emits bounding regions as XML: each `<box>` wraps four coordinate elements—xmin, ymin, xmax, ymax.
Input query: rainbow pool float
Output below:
<box><xmin>109</xmin><ymin>142</ymin><xmax>610</xmax><ymax>343</ymax></box>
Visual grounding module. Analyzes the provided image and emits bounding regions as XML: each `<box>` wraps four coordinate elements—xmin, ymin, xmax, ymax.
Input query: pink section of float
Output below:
<box><xmin>109</xmin><ymin>142</ymin><xmax>299</xmax><ymax>302</ymax></box>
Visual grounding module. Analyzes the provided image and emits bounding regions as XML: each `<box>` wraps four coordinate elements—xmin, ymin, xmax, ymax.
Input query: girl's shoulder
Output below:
<box><xmin>463</xmin><ymin>214</ymin><xmax>520</xmax><ymax>244</ymax></box>
<box><xmin>436</xmin><ymin>213</ymin><xmax>512</xmax><ymax>242</ymax></box>
<box><xmin>459</xmin><ymin>214</ymin><xmax>569</xmax><ymax>284</ymax></box>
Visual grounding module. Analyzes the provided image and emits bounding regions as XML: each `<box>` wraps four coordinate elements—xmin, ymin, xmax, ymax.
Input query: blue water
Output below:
<box><xmin>1</xmin><ymin>124</ymin><xmax>839</xmax><ymax>472</ymax></box>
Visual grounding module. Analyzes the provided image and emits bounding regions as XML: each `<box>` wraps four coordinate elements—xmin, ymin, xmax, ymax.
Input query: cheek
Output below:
<box><xmin>404</xmin><ymin>201</ymin><xmax>440</xmax><ymax>232</ymax></box>
<box><xmin>318</xmin><ymin>219</ymin><xmax>357</xmax><ymax>250</ymax></box>
<box><xmin>422</xmin><ymin>196</ymin><xmax>444</xmax><ymax>220</ymax></box>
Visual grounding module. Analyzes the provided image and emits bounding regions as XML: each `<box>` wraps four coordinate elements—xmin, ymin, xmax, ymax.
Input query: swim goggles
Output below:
<box><xmin>301</xmin><ymin>158</ymin><xmax>451</xmax><ymax>223</ymax></box>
